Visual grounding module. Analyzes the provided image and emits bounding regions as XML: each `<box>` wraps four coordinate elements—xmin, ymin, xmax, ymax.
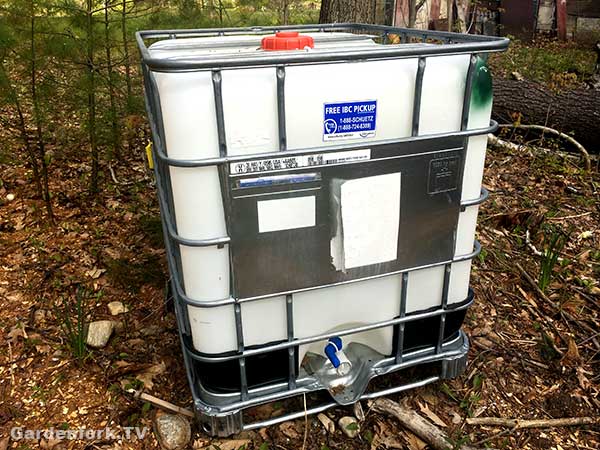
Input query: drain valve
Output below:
<box><xmin>324</xmin><ymin>337</ymin><xmax>352</xmax><ymax>376</ymax></box>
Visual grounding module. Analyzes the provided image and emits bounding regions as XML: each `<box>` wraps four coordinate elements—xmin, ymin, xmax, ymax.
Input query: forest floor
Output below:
<box><xmin>1</xmin><ymin>59</ymin><xmax>600</xmax><ymax>450</ymax></box>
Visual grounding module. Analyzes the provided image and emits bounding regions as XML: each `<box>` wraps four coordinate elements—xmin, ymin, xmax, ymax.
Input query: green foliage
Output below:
<box><xmin>0</xmin><ymin>0</ymin><xmax>320</xmax><ymax>196</ymax></box>
<box><xmin>345</xmin><ymin>421</ymin><xmax>359</xmax><ymax>431</ymax></box>
<box><xmin>489</xmin><ymin>38</ymin><xmax>596</xmax><ymax>88</ymax></box>
<box><xmin>538</xmin><ymin>225</ymin><xmax>570</xmax><ymax>292</ymax></box>
<box><xmin>53</xmin><ymin>286</ymin><xmax>97</xmax><ymax>362</ymax></box>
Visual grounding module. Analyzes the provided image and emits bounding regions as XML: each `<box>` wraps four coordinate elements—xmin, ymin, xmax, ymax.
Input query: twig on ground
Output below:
<box><xmin>497</xmin><ymin>124</ymin><xmax>592</xmax><ymax>171</ymax></box>
<box><xmin>108</xmin><ymin>163</ymin><xmax>120</xmax><ymax>185</ymax></box>
<box><xmin>108</xmin><ymin>163</ymin><xmax>134</xmax><ymax>186</ymax></box>
<box><xmin>516</xmin><ymin>263</ymin><xmax>551</xmax><ymax>303</ymax></box>
<box><xmin>548</xmin><ymin>212</ymin><xmax>592</xmax><ymax>221</ymax></box>
<box><xmin>8</xmin><ymin>341</ymin><xmax>15</xmax><ymax>395</ymax></box>
<box><xmin>129</xmin><ymin>389</ymin><xmax>194</xmax><ymax>418</ymax></box>
<box><xmin>371</xmin><ymin>398</ymin><xmax>495</xmax><ymax>450</ymax></box>
<box><xmin>467</xmin><ymin>416</ymin><xmax>599</xmax><ymax>428</ymax></box>
<box><xmin>471</xmin><ymin>427</ymin><xmax>516</xmax><ymax>447</ymax></box>
<box><xmin>488</xmin><ymin>133</ymin><xmax>522</xmax><ymax>152</ymax></box>
<box><xmin>525</xmin><ymin>230</ymin><xmax>543</xmax><ymax>257</ymax></box>
<box><xmin>301</xmin><ymin>393</ymin><xmax>308</xmax><ymax>450</ymax></box>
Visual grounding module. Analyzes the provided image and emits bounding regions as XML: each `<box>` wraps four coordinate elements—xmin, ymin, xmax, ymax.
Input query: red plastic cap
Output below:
<box><xmin>261</xmin><ymin>31</ymin><xmax>314</xmax><ymax>51</ymax></box>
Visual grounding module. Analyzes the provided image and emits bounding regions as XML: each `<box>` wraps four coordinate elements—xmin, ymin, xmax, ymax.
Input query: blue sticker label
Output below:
<box><xmin>323</xmin><ymin>100</ymin><xmax>377</xmax><ymax>141</ymax></box>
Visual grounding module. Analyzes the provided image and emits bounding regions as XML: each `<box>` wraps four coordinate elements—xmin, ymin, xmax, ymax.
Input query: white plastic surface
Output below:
<box><xmin>151</xmin><ymin>34</ymin><xmax>490</xmax><ymax>359</ymax></box>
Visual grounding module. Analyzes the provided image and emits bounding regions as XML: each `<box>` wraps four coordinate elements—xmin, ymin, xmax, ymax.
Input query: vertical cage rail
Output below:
<box><xmin>411</xmin><ymin>57</ymin><xmax>426</xmax><ymax>137</ymax></box>
<box><xmin>276</xmin><ymin>66</ymin><xmax>287</xmax><ymax>151</ymax></box>
<box><xmin>211</xmin><ymin>68</ymin><xmax>249</xmax><ymax>400</ymax></box>
<box><xmin>395</xmin><ymin>272</ymin><xmax>409</xmax><ymax>364</ymax></box>
<box><xmin>436</xmin><ymin>264</ymin><xmax>452</xmax><ymax>353</ymax></box>
<box><xmin>286</xmin><ymin>294</ymin><xmax>296</xmax><ymax>389</ymax></box>
<box><xmin>461</xmin><ymin>54</ymin><xmax>478</xmax><ymax>132</ymax></box>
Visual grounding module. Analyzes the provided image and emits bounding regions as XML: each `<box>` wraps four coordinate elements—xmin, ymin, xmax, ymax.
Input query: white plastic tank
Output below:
<box><xmin>148</xmin><ymin>31</ymin><xmax>492</xmax><ymax>366</ymax></box>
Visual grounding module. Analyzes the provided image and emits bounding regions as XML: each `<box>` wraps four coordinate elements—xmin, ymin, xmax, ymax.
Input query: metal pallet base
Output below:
<box><xmin>186</xmin><ymin>329</ymin><xmax>469</xmax><ymax>436</ymax></box>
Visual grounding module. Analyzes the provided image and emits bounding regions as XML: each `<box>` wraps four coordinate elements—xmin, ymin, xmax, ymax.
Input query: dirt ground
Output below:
<box><xmin>0</xmin><ymin>126</ymin><xmax>599</xmax><ymax>449</ymax></box>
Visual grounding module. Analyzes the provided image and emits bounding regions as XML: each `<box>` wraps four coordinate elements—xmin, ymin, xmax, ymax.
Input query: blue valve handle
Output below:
<box><xmin>324</xmin><ymin>337</ymin><xmax>343</xmax><ymax>368</ymax></box>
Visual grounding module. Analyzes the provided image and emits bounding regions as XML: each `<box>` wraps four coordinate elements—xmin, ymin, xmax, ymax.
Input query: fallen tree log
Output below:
<box><xmin>492</xmin><ymin>78</ymin><xmax>600</xmax><ymax>153</ymax></box>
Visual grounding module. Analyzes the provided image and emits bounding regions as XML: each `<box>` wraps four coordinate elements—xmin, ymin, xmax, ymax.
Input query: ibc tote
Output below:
<box><xmin>136</xmin><ymin>24</ymin><xmax>509</xmax><ymax>436</ymax></box>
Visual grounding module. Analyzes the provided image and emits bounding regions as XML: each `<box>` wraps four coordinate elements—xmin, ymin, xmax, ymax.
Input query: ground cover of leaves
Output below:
<box><xmin>0</xmin><ymin>129</ymin><xmax>599</xmax><ymax>449</ymax></box>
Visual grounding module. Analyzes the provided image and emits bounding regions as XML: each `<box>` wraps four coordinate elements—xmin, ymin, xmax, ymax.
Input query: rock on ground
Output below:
<box><xmin>107</xmin><ymin>301</ymin><xmax>129</xmax><ymax>315</ymax></box>
<box><xmin>317</xmin><ymin>413</ymin><xmax>335</xmax><ymax>433</ymax></box>
<box><xmin>153</xmin><ymin>412</ymin><xmax>191</xmax><ymax>450</ymax></box>
<box><xmin>85</xmin><ymin>320</ymin><xmax>115</xmax><ymax>348</ymax></box>
<box><xmin>338</xmin><ymin>416</ymin><xmax>360</xmax><ymax>438</ymax></box>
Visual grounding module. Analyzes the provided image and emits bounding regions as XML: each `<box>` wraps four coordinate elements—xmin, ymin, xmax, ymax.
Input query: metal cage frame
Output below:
<box><xmin>137</xmin><ymin>23</ymin><xmax>509</xmax><ymax>436</ymax></box>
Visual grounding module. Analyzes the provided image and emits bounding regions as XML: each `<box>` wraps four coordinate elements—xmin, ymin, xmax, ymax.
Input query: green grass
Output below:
<box><xmin>538</xmin><ymin>225</ymin><xmax>570</xmax><ymax>292</ymax></box>
<box><xmin>54</xmin><ymin>287</ymin><xmax>96</xmax><ymax>362</ymax></box>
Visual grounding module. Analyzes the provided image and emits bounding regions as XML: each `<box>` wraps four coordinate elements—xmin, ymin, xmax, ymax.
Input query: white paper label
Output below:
<box><xmin>230</xmin><ymin>149</ymin><xmax>371</xmax><ymax>175</ymax></box>
<box><xmin>257</xmin><ymin>196</ymin><xmax>316</xmax><ymax>233</ymax></box>
<box><xmin>331</xmin><ymin>172</ymin><xmax>401</xmax><ymax>271</ymax></box>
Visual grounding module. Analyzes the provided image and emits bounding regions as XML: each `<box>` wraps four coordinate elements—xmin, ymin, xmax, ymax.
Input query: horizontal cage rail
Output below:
<box><xmin>136</xmin><ymin>23</ymin><xmax>509</xmax><ymax>72</ymax></box>
<box><xmin>179</xmin><ymin>289</ymin><xmax>474</xmax><ymax>363</ymax></box>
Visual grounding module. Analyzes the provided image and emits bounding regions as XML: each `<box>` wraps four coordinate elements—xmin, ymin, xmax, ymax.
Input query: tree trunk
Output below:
<box><xmin>86</xmin><ymin>0</ymin><xmax>99</xmax><ymax>195</ymax></box>
<box><xmin>492</xmin><ymin>78</ymin><xmax>600</xmax><ymax>153</ymax></box>
<box><xmin>104</xmin><ymin>0</ymin><xmax>120</xmax><ymax>160</ymax></box>
<box><xmin>0</xmin><ymin>60</ymin><xmax>43</xmax><ymax>199</ymax></box>
<box><xmin>409</xmin><ymin>0</ymin><xmax>417</xmax><ymax>27</ymax></box>
<box><xmin>121</xmin><ymin>0</ymin><xmax>133</xmax><ymax>113</ymax></box>
<box><xmin>29</xmin><ymin>0</ymin><xmax>54</xmax><ymax>223</ymax></box>
<box><xmin>319</xmin><ymin>0</ymin><xmax>376</xmax><ymax>24</ymax></box>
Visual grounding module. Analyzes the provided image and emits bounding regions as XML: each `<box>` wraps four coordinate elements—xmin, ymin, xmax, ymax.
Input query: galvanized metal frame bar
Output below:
<box><xmin>136</xmin><ymin>23</ymin><xmax>508</xmax><ymax>72</ymax></box>
<box><xmin>285</xmin><ymin>294</ymin><xmax>296</xmax><ymax>389</ymax></box>
<box><xmin>183</xmin><ymin>289</ymin><xmax>474</xmax><ymax>363</ymax></box>
<box><xmin>436</xmin><ymin>264</ymin><xmax>452</xmax><ymax>353</ymax></box>
<box><xmin>163</xmin><ymin>235</ymin><xmax>480</xmax><ymax>309</ymax></box>
<box><xmin>211</xmin><ymin>67</ymin><xmax>249</xmax><ymax>401</ymax></box>
<box><xmin>411</xmin><ymin>57</ymin><xmax>426</xmax><ymax>137</ymax></box>
<box><xmin>243</xmin><ymin>374</ymin><xmax>441</xmax><ymax>431</ymax></box>
<box><xmin>276</xmin><ymin>66</ymin><xmax>287</xmax><ymax>151</ymax></box>
<box><xmin>461</xmin><ymin>55</ymin><xmax>479</xmax><ymax>131</ymax></box>
<box><xmin>395</xmin><ymin>272</ymin><xmax>409</xmax><ymax>364</ymax></box>
<box><xmin>152</xmin><ymin>121</ymin><xmax>498</xmax><ymax>169</ymax></box>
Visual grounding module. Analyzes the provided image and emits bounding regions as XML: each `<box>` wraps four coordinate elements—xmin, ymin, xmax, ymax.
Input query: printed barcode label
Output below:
<box><xmin>230</xmin><ymin>149</ymin><xmax>371</xmax><ymax>175</ymax></box>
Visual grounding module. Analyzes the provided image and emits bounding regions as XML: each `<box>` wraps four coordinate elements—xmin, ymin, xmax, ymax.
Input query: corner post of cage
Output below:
<box><xmin>139</xmin><ymin>59</ymin><xmax>188</xmax><ymax>331</ymax></box>
<box><xmin>146</xmin><ymin>68</ymin><xmax>191</xmax><ymax>333</ymax></box>
<box><xmin>138</xmin><ymin>55</ymin><xmax>197</xmax><ymax>389</ymax></box>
